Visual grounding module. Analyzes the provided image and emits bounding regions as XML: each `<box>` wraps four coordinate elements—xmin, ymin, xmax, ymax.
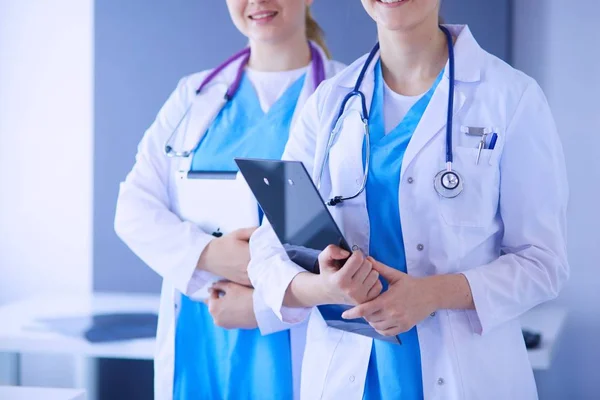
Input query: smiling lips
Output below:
<box><xmin>248</xmin><ymin>10</ymin><xmax>278</xmax><ymax>24</ymax></box>
<box><xmin>378</xmin><ymin>0</ymin><xmax>409</xmax><ymax>6</ymax></box>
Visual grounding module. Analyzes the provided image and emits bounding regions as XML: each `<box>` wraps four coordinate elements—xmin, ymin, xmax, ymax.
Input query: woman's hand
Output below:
<box><xmin>341</xmin><ymin>257</ymin><xmax>474</xmax><ymax>337</ymax></box>
<box><xmin>205</xmin><ymin>281</ymin><xmax>258</xmax><ymax>330</ymax></box>
<box><xmin>318</xmin><ymin>246</ymin><xmax>383</xmax><ymax>305</ymax></box>
<box><xmin>197</xmin><ymin>227</ymin><xmax>257</xmax><ymax>286</ymax></box>
<box><xmin>341</xmin><ymin>257</ymin><xmax>439</xmax><ymax>336</ymax></box>
<box><xmin>285</xmin><ymin>245</ymin><xmax>383</xmax><ymax>308</ymax></box>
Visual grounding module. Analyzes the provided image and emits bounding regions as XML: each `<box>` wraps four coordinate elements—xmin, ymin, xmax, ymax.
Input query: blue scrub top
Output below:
<box><xmin>173</xmin><ymin>72</ymin><xmax>306</xmax><ymax>400</ymax></box>
<box><xmin>362</xmin><ymin>61</ymin><xmax>442</xmax><ymax>400</ymax></box>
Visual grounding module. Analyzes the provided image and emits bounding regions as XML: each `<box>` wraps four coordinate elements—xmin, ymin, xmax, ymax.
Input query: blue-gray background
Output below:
<box><xmin>94</xmin><ymin>1</ymin><xmax>513</xmax><ymax>399</ymax></box>
<box><xmin>94</xmin><ymin>0</ymin><xmax>511</xmax><ymax>294</ymax></box>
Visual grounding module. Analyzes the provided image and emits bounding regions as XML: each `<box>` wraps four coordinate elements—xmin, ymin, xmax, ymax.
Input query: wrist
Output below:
<box><xmin>423</xmin><ymin>274</ymin><xmax>474</xmax><ymax>311</ymax></box>
<box><xmin>314</xmin><ymin>274</ymin><xmax>343</xmax><ymax>306</ymax></box>
<box><xmin>197</xmin><ymin>237</ymin><xmax>219</xmax><ymax>274</ymax></box>
<box><xmin>420</xmin><ymin>276</ymin><xmax>443</xmax><ymax>312</ymax></box>
<box><xmin>286</xmin><ymin>272</ymin><xmax>330</xmax><ymax>308</ymax></box>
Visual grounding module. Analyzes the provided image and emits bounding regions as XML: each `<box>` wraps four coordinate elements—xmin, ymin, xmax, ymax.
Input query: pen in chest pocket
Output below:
<box><xmin>461</xmin><ymin>126</ymin><xmax>493</xmax><ymax>165</ymax></box>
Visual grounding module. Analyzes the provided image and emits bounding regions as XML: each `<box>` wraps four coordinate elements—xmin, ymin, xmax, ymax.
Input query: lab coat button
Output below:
<box><xmin>417</xmin><ymin>244</ymin><xmax>424</xmax><ymax>251</ymax></box>
<box><xmin>349</xmin><ymin>375</ymin><xmax>355</xmax><ymax>383</ymax></box>
<box><xmin>352</xmin><ymin>245</ymin><xmax>359</xmax><ymax>251</ymax></box>
<box><xmin>437</xmin><ymin>378</ymin><xmax>445</xmax><ymax>386</ymax></box>
<box><xmin>407</xmin><ymin>177</ymin><xmax>414</xmax><ymax>184</ymax></box>
<box><xmin>430</xmin><ymin>312</ymin><xmax>436</xmax><ymax>317</ymax></box>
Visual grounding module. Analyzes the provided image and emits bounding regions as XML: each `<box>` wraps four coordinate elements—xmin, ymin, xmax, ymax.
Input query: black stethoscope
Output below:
<box><xmin>317</xmin><ymin>26</ymin><xmax>462</xmax><ymax>206</ymax></box>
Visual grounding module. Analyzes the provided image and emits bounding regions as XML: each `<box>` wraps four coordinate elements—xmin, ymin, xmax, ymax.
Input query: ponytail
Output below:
<box><xmin>305</xmin><ymin>8</ymin><xmax>332</xmax><ymax>59</ymax></box>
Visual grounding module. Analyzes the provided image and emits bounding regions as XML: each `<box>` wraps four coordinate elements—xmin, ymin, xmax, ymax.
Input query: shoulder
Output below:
<box><xmin>168</xmin><ymin>70</ymin><xmax>211</xmax><ymax>104</ymax></box>
<box><xmin>476</xmin><ymin>51</ymin><xmax>550</xmax><ymax>132</ymax></box>
<box><xmin>482</xmin><ymin>51</ymin><xmax>541</xmax><ymax>102</ymax></box>
<box><xmin>311</xmin><ymin>54</ymin><xmax>370</xmax><ymax>112</ymax></box>
<box><xmin>325</xmin><ymin>59</ymin><xmax>349</xmax><ymax>77</ymax></box>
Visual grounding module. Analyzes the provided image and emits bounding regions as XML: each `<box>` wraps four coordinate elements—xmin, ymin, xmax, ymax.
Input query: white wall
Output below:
<box><xmin>513</xmin><ymin>2</ymin><xmax>600</xmax><ymax>399</ymax></box>
<box><xmin>0</xmin><ymin>0</ymin><xmax>94</xmax><ymax>387</ymax></box>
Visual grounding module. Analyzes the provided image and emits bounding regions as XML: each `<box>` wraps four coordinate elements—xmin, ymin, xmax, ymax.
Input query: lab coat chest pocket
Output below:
<box><xmin>438</xmin><ymin>146</ymin><xmax>500</xmax><ymax>228</ymax></box>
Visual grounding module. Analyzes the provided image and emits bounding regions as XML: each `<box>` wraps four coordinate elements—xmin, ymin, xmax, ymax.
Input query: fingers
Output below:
<box><xmin>341</xmin><ymin>298</ymin><xmax>383</xmax><ymax>320</ymax></box>
<box><xmin>318</xmin><ymin>245</ymin><xmax>351</xmax><ymax>269</ymax></box>
<box><xmin>209</xmin><ymin>288</ymin><xmax>220</xmax><ymax>300</ymax></box>
<box><xmin>377</xmin><ymin>327</ymin><xmax>403</xmax><ymax>337</ymax></box>
<box><xmin>369</xmin><ymin>319</ymin><xmax>398</xmax><ymax>332</ymax></box>
<box><xmin>211</xmin><ymin>280</ymin><xmax>232</xmax><ymax>294</ymax></box>
<box><xmin>234</xmin><ymin>226</ymin><xmax>258</xmax><ymax>241</ymax></box>
<box><xmin>366</xmin><ymin>279</ymin><xmax>383</xmax><ymax>301</ymax></box>
<box><xmin>205</xmin><ymin>288</ymin><xmax>221</xmax><ymax>313</ymax></box>
<box><xmin>335</xmin><ymin>251</ymin><xmax>365</xmax><ymax>277</ymax></box>
<box><xmin>351</xmin><ymin>257</ymin><xmax>372</xmax><ymax>283</ymax></box>
<box><xmin>363</xmin><ymin>309</ymin><xmax>385</xmax><ymax>323</ymax></box>
<box><xmin>362</xmin><ymin>269</ymin><xmax>380</xmax><ymax>288</ymax></box>
<box><xmin>367</xmin><ymin>256</ymin><xmax>403</xmax><ymax>284</ymax></box>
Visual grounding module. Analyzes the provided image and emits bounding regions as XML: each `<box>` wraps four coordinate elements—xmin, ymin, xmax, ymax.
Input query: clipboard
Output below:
<box><xmin>235</xmin><ymin>158</ymin><xmax>401</xmax><ymax>344</ymax></box>
<box><xmin>176</xmin><ymin>170</ymin><xmax>259</xmax><ymax>298</ymax></box>
<box><xmin>176</xmin><ymin>170</ymin><xmax>259</xmax><ymax>237</ymax></box>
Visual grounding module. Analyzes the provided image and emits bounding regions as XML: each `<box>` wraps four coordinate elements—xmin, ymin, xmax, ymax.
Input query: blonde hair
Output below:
<box><xmin>305</xmin><ymin>8</ymin><xmax>332</xmax><ymax>59</ymax></box>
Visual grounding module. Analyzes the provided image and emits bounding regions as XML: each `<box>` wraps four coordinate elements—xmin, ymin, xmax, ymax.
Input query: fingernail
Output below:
<box><xmin>341</xmin><ymin>312</ymin><xmax>349</xmax><ymax>319</ymax></box>
<box><xmin>340</xmin><ymin>250</ymin><xmax>350</xmax><ymax>257</ymax></box>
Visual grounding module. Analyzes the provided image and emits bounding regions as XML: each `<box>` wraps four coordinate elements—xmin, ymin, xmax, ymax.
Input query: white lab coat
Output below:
<box><xmin>248</xmin><ymin>25</ymin><xmax>569</xmax><ymax>400</ymax></box>
<box><xmin>114</xmin><ymin>44</ymin><xmax>346</xmax><ymax>400</ymax></box>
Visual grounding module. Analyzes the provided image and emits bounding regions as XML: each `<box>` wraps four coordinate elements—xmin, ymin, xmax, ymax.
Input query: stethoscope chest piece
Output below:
<box><xmin>434</xmin><ymin>168</ymin><xmax>463</xmax><ymax>198</ymax></box>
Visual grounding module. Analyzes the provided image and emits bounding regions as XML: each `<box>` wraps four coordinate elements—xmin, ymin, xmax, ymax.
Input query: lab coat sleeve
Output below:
<box><xmin>248</xmin><ymin>88</ymin><xmax>326</xmax><ymax>327</ymax></box>
<box><xmin>252</xmin><ymin>285</ymin><xmax>300</xmax><ymax>335</ymax></box>
<box><xmin>114</xmin><ymin>75</ymin><xmax>216</xmax><ymax>296</ymax></box>
<box><xmin>462</xmin><ymin>81</ymin><xmax>569</xmax><ymax>334</ymax></box>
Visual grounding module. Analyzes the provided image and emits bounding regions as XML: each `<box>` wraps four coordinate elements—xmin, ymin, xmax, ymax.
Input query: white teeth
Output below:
<box><xmin>251</xmin><ymin>11</ymin><xmax>276</xmax><ymax>19</ymax></box>
<box><xmin>379</xmin><ymin>0</ymin><xmax>405</xmax><ymax>3</ymax></box>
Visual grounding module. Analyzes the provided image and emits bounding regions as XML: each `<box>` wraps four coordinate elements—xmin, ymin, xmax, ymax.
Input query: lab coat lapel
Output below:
<box><xmin>326</xmin><ymin>64</ymin><xmax>376</xmax><ymax>253</ymax></box>
<box><xmin>328</xmin><ymin>63</ymin><xmax>376</xmax><ymax>196</ymax></box>
<box><xmin>291</xmin><ymin>42</ymin><xmax>327</xmax><ymax>128</ymax></box>
<box><xmin>400</xmin><ymin>77</ymin><xmax>467</xmax><ymax>179</ymax></box>
<box><xmin>176</xmin><ymin>59</ymin><xmax>246</xmax><ymax>173</ymax></box>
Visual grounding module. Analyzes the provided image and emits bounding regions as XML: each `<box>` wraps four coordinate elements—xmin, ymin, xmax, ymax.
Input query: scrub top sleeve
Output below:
<box><xmin>115</xmin><ymin>75</ymin><xmax>216</xmax><ymax>295</ymax></box>
<box><xmin>462</xmin><ymin>81</ymin><xmax>569</xmax><ymax>335</ymax></box>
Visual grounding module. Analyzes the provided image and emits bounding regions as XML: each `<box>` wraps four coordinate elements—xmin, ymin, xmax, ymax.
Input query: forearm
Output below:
<box><xmin>196</xmin><ymin>238</ymin><xmax>218</xmax><ymax>274</ymax></box>
<box><xmin>426</xmin><ymin>274</ymin><xmax>475</xmax><ymax>311</ymax></box>
<box><xmin>284</xmin><ymin>272</ymin><xmax>332</xmax><ymax>308</ymax></box>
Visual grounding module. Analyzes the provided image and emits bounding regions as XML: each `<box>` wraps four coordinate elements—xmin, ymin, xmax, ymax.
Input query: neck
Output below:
<box><xmin>378</xmin><ymin>17</ymin><xmax>448</xmax><ymax>95</ymax></box>
<box><xmin>248</xmin><ymin>31</ymin><xmax>311</xmax><ymax>72</ymax></box>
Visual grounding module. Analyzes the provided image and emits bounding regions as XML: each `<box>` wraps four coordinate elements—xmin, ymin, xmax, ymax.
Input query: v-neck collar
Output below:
<box><xmin>238</xmin><ymin>71</ymin><xmax>307</xmax><ymax>118</ymax></box>
<box><xmin>368</xmin><ymin>60</ymin><xmax>444</xmax><ymax>145</ymax></box>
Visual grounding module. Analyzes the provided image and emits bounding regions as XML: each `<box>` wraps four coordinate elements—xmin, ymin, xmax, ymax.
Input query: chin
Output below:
<box><xmin>378</xmin><ymin>18</ymin><xmax>419</xmax><ymax>32</ymax></box>
<box><xmin>249</xmin><ymin>27</ymin><xmax>293</xmax><ymax>46</ymax></box>
<box><xmin>370</xmin><ymin>0</ymin><xmax>433</xmax><ymax>31</ymax></box>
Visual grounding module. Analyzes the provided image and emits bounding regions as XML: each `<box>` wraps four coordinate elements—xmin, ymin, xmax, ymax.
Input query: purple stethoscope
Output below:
<box><xmin>164</xmin><ymin>43</ymin><xmax>326</xmax><ymax>158</ymax></box>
